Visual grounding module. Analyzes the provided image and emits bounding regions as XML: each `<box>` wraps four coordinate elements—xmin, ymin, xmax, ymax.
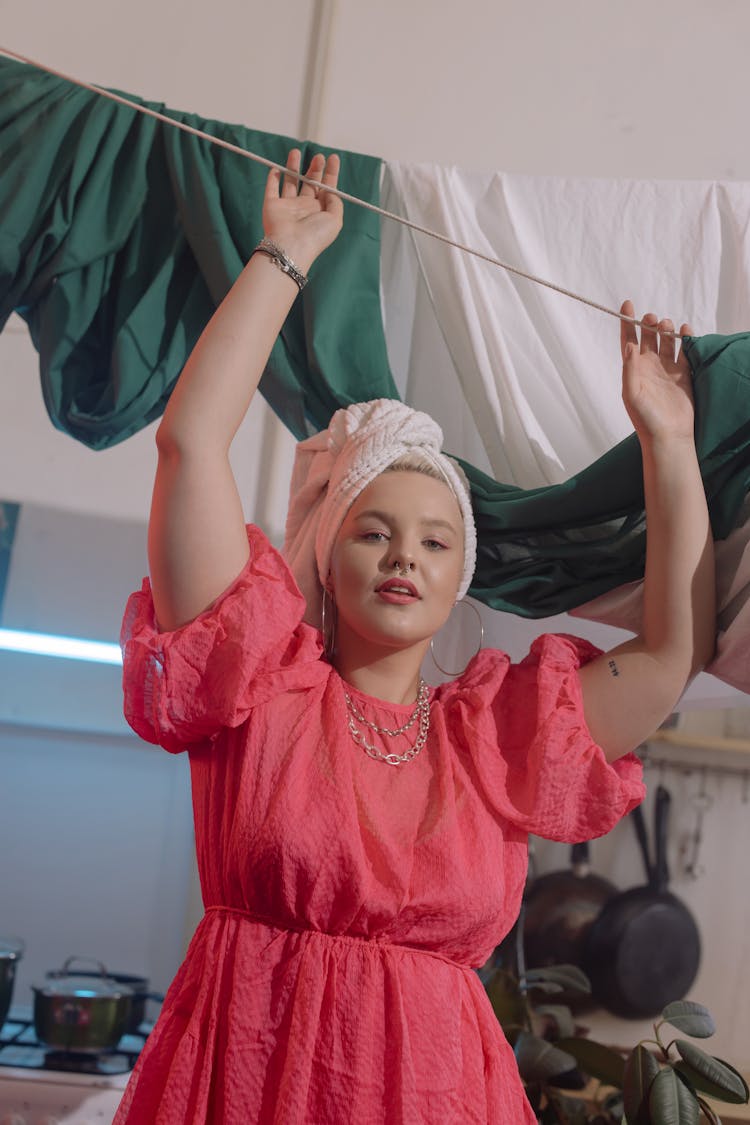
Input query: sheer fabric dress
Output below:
<box><xmin>115</xmin><ymin>525</ymin><xmax>644</xmax><ymax>1125</ymax></box>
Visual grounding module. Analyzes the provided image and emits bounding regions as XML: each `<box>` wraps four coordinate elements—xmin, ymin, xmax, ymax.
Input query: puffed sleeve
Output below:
<box><xmin>120</xmin><ymin>525</ymin><xmax>326</xmax><ymax>752</ymax></box>
<box><xmin>440</xmin><ymin>633</ymin><xmax>645</xmax><ymax>841</ymax></box>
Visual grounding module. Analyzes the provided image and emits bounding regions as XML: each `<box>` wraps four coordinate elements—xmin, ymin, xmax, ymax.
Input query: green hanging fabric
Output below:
<box><xmin>465</xmin><ymin>333</ymin><xmax>750</xmax><ymax>616</ymax></box>
<box><xmin>0</xmin><ymin>500</ymin><xmax>21</xmax><ymax>615</ymax></box>
<box><xmin>2</xmin><ymin>56</ymin><xmax>749</xmax><ymax>622</ymax></box>
<box><xmin>0</xmin><ymin>54</ymin><xmax>395</xmax><ymax>447</ymax></box>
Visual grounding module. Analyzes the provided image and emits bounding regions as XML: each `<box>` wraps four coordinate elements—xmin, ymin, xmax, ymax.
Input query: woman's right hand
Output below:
<box><xmin>147</xmin><ymin>149</ymin><xmax>343</xmax><ymax>633</ymax></box>
<box><xmin>262</xmin><ymin>148</ymin><xmax>343</xmax><ymax>270</ymax></box>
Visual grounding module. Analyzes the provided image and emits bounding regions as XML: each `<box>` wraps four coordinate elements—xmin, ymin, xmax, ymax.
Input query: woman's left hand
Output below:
<box><xmin>580</xmin><ymin>299</ymin><xmax>713</xmax><ymax>763</ymax></box>
<box><xmin>620</xmin><ymin>298</ymin><xmax>695</xmax><ymax>443</ymax></box>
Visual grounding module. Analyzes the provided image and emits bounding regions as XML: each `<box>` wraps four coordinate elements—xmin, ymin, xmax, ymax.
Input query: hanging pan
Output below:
<box><xmin>523</xmin><ymin>842</ymin><xmax>618</xmax><ymax>971</ymax></box>
<box><xmin>583</xmin><ymin>785</ymin><xmax>701</xmax><ymax>1018</ymax></box>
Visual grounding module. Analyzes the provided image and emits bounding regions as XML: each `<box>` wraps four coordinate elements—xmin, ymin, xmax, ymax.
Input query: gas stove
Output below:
<box><xmin>0</xmin><ymin>1013</ymin><xmax>147</xmax><ymax>1125</ymax></box>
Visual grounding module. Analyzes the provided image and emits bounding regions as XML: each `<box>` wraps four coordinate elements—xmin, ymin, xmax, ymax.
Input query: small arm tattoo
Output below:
<box><xmin>608</xmin><ymin>659</ymin><xmax>620</xmax><ymax>678</ymax></box>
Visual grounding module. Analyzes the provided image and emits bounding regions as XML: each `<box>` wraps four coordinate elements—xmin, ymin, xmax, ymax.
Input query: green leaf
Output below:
<box><xmin>661</xmin><ymin>1002</ymin><xmax>716</xmax><ymax>1039</ymax></box>
<box><xmin>624</xmin><ymin>1045</ymin><xmax>661</xmax><ymax>1125</ymax></box>
<box><xmin>525</xmin><ymin>964</ymin><xmax>592</xmax><ymax>995</ymax></box>
<box><xmin>535</xmin><ymin>1004</ymin><xmax>576</xmax><ymax>1039</ymax></box>
<box><xmin>714</xmin><ymin>1059</ymin><xmax>750</xmax><ymax>1103</ymax></box>
<box><xmin>674</xmin><ymin>1061</ymin><xmax>738</xmax><ymax>1106</ymax></box>
<box><xmin>695</xmin><ymin>1095</ymin><xmax>722</xmax><ymax>1124</ymax></box>
<box><xmin>513</xmin><ymin>1030</ymin><xmax>576</xmax><ymax>1083</ymax></box>
<box><xmin>483</xmin><ymin>970</ymin><xmax>527</xmax><ymax>1030</ymax></box>
<box><xmin>648</xmin><ymin>1067</ymin><xmax>700</xmax><ymax>1125</ymax></box>
<box><xmin>556</xmin><ymin>1036</ymin><xmax>626</xmax><ymax>1089</ymax></box>
<box><xmin>675</xmin><ymin>1043</ymin><xmax>748</xmax><ymax>1105</ymax></box>
<box><xmin>526</xmin><ymin>980</ymin><xmax>566</xmax><ymax>994</ymax></box>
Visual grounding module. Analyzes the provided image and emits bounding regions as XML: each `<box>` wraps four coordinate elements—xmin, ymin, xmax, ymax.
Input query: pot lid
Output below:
<box><xmin>34</xmin><ymin>974</ymin><xmax>134</xmax><ymax>1000</ymax></box>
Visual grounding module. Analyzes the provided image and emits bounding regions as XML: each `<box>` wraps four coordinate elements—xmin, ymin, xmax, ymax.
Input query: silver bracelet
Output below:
<box><xmin>254</xmin><ymin>237</ymin><xmax>308</xmax><ymax>292</ymax></box>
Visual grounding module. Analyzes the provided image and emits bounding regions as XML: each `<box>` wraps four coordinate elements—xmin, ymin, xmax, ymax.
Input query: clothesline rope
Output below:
<box><xmin>1</xmin><ymin>45</ymin><xmax>682</xmax><ymax>340</ymax></box>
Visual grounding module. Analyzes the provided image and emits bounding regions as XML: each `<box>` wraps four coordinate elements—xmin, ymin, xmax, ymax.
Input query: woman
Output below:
<box><xmin>116</xmin><ymin>150</ymin><xmax>715</xmax><ymax>1123</ymax></box>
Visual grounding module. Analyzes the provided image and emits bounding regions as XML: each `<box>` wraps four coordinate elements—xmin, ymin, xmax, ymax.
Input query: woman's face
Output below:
<box><xmin>327</xmin><ymin>470</ymin><xmax>465</xmax><ymax>656</ymax></box>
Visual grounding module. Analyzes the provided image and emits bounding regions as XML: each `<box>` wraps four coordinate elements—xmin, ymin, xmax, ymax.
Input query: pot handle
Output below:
<box><xmin>630</xmin><ymin>805</ymin><xmax>654</xmax><ymax>885</ymax></box>
<box><xmin>653</xmin><ymin>785</ymin><xmax>671</xmax><ymax>893</ymax></box>
<box><xmin>58</xmin><ymin>955</ymin><xmax>111</xmax><ymax>979</ymax></box>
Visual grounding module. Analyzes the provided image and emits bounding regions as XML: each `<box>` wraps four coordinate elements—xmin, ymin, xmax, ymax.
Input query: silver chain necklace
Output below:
<box><xmin>343</xmin><ymin>680</ymin><xmax>431</xmax><ymax>766</ymax></box>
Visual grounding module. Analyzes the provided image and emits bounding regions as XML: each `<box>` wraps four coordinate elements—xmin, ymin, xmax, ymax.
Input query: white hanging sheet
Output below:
<box><xmin>380</xmin><ymin>164</ymin><xmax>750</xmax><ymax>701</ymax></box>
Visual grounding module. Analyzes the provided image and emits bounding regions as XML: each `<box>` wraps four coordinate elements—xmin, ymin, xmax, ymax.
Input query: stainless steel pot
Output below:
<box><xmin>33</xmin><ymin>957</ymin><xmax>133</xmax><ymax>1053</ymax></box>
<box><xmin>50</xmin><ymin>966</ymin><xmax>162</xmax><ymax>1033</ymax></box>
<box><xmin>0</xmin><ymin>937</ymin><xmax>24</xmax><ymax>1028</ymax></box>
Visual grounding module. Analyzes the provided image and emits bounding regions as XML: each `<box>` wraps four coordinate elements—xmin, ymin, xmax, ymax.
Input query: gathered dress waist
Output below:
<box><xmin>203</xmin><ymin>903</ymin><xmax>475</xmax><ymax>973</ymax></box>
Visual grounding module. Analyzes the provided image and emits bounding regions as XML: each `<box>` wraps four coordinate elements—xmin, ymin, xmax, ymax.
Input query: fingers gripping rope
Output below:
<box><xmin>0</xmin><ymin>45</ymin><xmax>683</xmax><ymax>340</ymax></box>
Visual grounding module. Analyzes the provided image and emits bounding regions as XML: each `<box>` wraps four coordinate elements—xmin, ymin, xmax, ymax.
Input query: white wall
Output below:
<box><xmin>0</xmin><ymin>723</ymin><xmax>194</xmax><ymax>1003</ymax></box>
<box><xmin>2</xmin><ymin>0</ymin><xmax>750</xmax><ymax>1072</ymax></box>
<box><xmin>322</xmin><ymin>0</ymin><xmax>750</xmax><ymax>181</ymax></box>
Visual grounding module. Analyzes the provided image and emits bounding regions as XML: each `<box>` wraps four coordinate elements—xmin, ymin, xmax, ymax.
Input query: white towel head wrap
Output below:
<box><xmin>282</xmin><ymin>399</ymin><xmax>477</xmax><ymax>626</ymax></box>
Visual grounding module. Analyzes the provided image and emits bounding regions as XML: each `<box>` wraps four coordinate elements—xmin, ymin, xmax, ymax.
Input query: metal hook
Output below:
<box><xmin>685</xmin><ymin>768</ymin><xmax>713</xmax><ymax>880</ymax></box>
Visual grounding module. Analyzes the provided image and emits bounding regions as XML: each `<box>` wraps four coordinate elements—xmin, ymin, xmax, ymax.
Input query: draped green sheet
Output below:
<box><xmin>0</xmin><ymin>500</ymin><xmax>20</xmax><ymax>615</ymax></box>
<box><xmin>468</xmin><ymin>331</ymin><xmax>750</xmax><ymax>615</ymax></box>
<box><xmin>0</xmin><ymin>55</ymin><xmax>394</xmax><ymax>446</ymax></box>
<box><xmin>2</xmin><ymin>56</ymin><xmax>749</xmax><ymax>618</ymax></box>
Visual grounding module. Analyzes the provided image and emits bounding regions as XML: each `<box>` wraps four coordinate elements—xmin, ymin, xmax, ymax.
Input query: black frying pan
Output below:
<box><xmin>583</xmin><ymin>785</ymin><xmax>701</xmax><ymax>1018</ymax></box>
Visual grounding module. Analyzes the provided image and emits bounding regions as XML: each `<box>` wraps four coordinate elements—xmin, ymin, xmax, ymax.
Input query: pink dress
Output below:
<box><xmin>116</xmin><ymin>525</ymin><xmax>644</xmax><ymax>1125</ymax></box>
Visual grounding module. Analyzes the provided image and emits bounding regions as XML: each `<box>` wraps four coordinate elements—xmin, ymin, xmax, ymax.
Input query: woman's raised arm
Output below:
<box><xmin>578</xmin><ymin>301</ymin><xmax>716</xmax><ymax>762</ymax></box>
<box><xmin>148</xmin><ymin>149</ymin><xmax>343</xmax><ymax>631</ymax></box>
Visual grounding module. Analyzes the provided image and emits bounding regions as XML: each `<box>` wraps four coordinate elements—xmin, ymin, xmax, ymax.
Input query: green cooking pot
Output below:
<box><xmin>33</xmin><ymin>957</ymin><xmax>133</xmax><ymax>1053</ymax></box>
<box><xmin>0</xmin><ymin>937</ymin><xmax>24</xmax><ymax>1028</ymax></box>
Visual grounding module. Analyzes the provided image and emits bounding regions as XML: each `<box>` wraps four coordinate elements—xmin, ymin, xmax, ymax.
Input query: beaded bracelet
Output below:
<box><xmin>254</xmin><ymin>237</ymin><xmax>308</xmax><ymax>292</ymax></box>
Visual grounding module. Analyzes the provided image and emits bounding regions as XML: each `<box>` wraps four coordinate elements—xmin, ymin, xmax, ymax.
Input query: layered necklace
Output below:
<box><xmin>343</xmin><ymin>680</ymin><xmax>431</xmax><ymax>766</ymax></box>
<box><xmin>339</xmin><ymin>561</ymin><xmax>432</xmax><ymax>765</ymax></box>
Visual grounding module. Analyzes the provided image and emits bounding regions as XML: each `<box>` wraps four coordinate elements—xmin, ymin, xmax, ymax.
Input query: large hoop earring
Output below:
<box><xmin>429</xmin><ymin>599</ymin><xmax>484</xmax><ymax>677</ymax></box>
<box><xmin>321</xmin><ymin>586</ymin><xmax>337</xmax><ymax>657</ymax></box>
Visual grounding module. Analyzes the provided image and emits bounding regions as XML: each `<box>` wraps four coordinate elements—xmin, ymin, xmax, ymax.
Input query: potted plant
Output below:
<box><xmin>481</xmin><ymin>960</ymin><xmax>749</xmax><ymax>1124</ymax></box>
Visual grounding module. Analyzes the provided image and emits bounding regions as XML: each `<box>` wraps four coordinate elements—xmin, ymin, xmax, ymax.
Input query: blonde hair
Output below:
<box><xmin>384</xmin><ymin>453</ymin><xmax>465</xmax><ymax>517</ymax></box>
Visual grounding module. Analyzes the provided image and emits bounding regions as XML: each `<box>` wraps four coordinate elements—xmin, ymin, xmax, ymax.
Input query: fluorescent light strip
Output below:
<box><xmin>0</xmin><ymin>628</ymin><xmax>122</xmax><ymax>665</ymax></box>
